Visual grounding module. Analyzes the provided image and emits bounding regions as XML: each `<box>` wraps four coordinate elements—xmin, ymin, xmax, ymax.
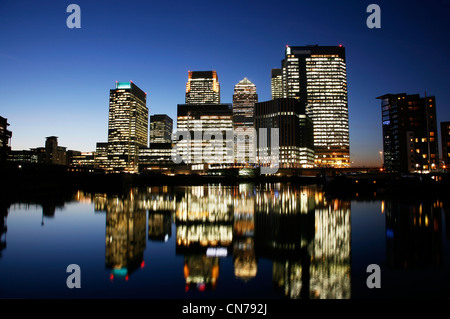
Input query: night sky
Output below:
<box><xmin>1</xmin><ymin>0</ymin><xmax>449</xmax><ymax>166</ymax></box>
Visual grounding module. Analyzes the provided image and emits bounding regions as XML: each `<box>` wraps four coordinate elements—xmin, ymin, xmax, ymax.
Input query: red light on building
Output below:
<box><xmin>110</xmin><ymin>274</ymin><xmax>114</xmax><ymax>281</ymax></box>
<box><xmin>125</xmin><ymin>274</ymin><xmax>129</xmax><ymax>281</ymax></box>
<box><xmin>141</xmin><ymin>261</ymin><xmax>145</xmax><ymax>268</ymax></box>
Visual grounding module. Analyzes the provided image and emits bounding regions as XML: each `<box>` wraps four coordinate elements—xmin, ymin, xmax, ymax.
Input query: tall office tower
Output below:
<box><xmin>185</xmin><ymin>71</ymin><xmax>220</xmax><ymax>104</ymax></box>
<box><xmin>281</xmin><ymin>45</ymin><xmax>349</xmax><ymax>167</ymax></box>
<box><xmin>0</xmin><ymin>116</ymin><xmax>12</xmax><ymax>162</ymax></box>
<box><xmin>232</xmin><ymin>78</ymin><xmax>258</xmax><ymax>164</ymax></box>
<box><xmin>254</xmin><ymin>98</ymin><xmax>314</xmax><ymax>168</ymax></box>
<box><xmin>108</xmin><ymin>81</ymin><xmax>148</xmax><ymax>172</ymax></box>
<box><xmin>150</xmin><ymin>114</ymin><xmax>173</xmax><ymax>144</ymax></box>
<box><xmin>377</xmin><ymin>93</ymin><xmax>439</xmax><ymax>173</ymax></box>
<box><xmin>176</xmin><ymin>104</ymin><xmax>233</xmax><ymax>165</ymax></box>
<box><xmin>271</xmin><ymin>69</ymin><xmax>283</xmax><ymax>99</ymax></box>
<box><xmin>442</xmin><ymin>122</ymin><xmax>450</xmax><ymax>168</ymax></box>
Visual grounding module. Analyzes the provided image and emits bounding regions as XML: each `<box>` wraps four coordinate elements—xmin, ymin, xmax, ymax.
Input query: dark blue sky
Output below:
<box><xmin>1</xmin><ymin>0</ymin><xmax>449</xmax><ymax>166</ymax></box>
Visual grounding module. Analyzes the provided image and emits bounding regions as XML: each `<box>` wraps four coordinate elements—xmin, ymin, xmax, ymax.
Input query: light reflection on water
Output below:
<box><xmin>0</xmin><ymin>183</ymin><xmax>449</xmax><ymax>299</ymax></box>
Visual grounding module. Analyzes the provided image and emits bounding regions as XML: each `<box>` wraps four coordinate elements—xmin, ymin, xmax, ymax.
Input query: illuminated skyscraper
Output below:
<box><xmin>176</xmin><ymin>104</ymin><xmax>233</xmax><ymax>165</ymax></box>
<box><xmin>441</xmin><ymin>122</ymin><xmax>450</xmax><ymax>168</ymax></box>
<box><xmin>185</xmin><ymin>71</ymin><xmax>220</xmax><ymax>104</ymax></box>
<box><xmin>254</xmin><ymin>98</ymin><xmax>314</xmax><ymax>168</ymax></box>
<box><xmin>150</xmin><ymin>114</ymin><xmax>173</xmax><ymax>144</ymax></box>
<box><xmin>281</xmin><ymin>45</ymin><xmax>349</xmax><ymax>167</ymax></box>
<box><xmin>271</xmin><ymin>69</ymin><xmax>283</xmax><ymax>100</ymax></box>
<box><xmin>377</xmin><ymin>93</ymin><xmax>439</xmax><ymax>172</ymax></box>
<box><xmin>232</xmin><ymin>78</ymin><xmax>258</xmax><ymax>164</ymax></box>
<box><xmin>107</xmin><ymin>81</ymin><xmax>148</xmax><ymax>172</ymax></box>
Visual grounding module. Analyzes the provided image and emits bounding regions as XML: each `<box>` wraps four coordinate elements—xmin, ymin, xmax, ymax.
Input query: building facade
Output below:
<box><xmin>441</xmin><ymin>121</ymin><xmax>450</xmax><ymax>168</ymax></box>
<box><xmin>94</xmin><ymin>142</ymin><xmax>108</xmax><ymax>170</ymax></box>
<box><xmin>232</xmin><ymin>78</ymin><xmax>258</xmax><ymax>164</ymax></box>
<box><xmin>280</xmin><ymin>45</ymin><xmax>349</xmax><ymax>167</ymax></box>
<box><xmin>377</xmin><ymin>93</ymin><xmax>439</xmax><ymax>172</ymax></box>
<box><xmin>0</xmin><ymin>116</ymin><xmax>12</xmax><ymax>163</ymax></box>
<box><xmin>185</xmin><ymin>71</ymin><xmax>220</xmax><ymax>104</ymax></box>
<box><xmin>254</xmin><ymin>98</ymin><xmax>314</xmax><ymax>168</ymax></box>
<box><xmin>107</xmin><ymin>81</ymin><xmax>148</xmax><ymax>172</ymax></box>
<box><xmin>176</xmin><ymin>104</ymin><xmax>233</xmax><ymax>165</ymax></box>
<box><xmin>271</xmin><ymin>69</ymin><xmax>283</xmax><ymax>100</ymax></box>
<box><xmin>150</xmin><ymin>114</ymin><xmax>173</xmax><ymax>144</ymax></box>
<box><xmin>45</xmin><ymin>136</ymin><xmax>67</xmax><ymax>165</ymax></box>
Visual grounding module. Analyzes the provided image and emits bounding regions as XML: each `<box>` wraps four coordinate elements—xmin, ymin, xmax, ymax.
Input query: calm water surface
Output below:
<box><xmin>1</xmin><ymin>183</ymin><xmax>449</xmax><ymax>299</ymax></box>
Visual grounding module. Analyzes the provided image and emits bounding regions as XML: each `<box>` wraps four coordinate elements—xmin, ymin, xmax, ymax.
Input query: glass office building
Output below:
<box><xmin>271</xmin><ymin>69</ymin><xmax>283</xmax><ymax>100</ymax></box>
<box><xmin>107</xmin><ymin>81</ymin><xmax>148</xmax><ymax>172</ymax></box>
<box><xmin>232</xmin><ymin>78</ymin><xmax>258</xmax><ymax>164</ymax></box>
<box><xmin>254</xmin><ymin>98</ymin><xmax>314</xmax><ymax>168</ymax></box>
<box><xmin>185</xmin><ymin>71</ymin><xmax>220</xmax><ymax>104</ymax></box>
<box><xmin>281</xmin><ymin>45</ymin><xmax>349</xmax><ymax>167</ymax></box>
<box><xmin>377</xmin><ymin>93</ymin><xmax>439</xmax><ymax>173</ymax></box>
<box><xmin>176</xmin><ymin>104</ymin><xmax>233</xmax><ymax>165</ymax></box>
<box><xmin>150</xmin><ymin>114</ymin><xmax>173</xmax><ymax>144</ymax></box>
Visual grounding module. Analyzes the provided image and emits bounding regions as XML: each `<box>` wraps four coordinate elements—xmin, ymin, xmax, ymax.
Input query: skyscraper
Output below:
<box><xmin>232</xmin><ymin>78</ymin><xmax>258</xmax><ymax>164</ymax></box>
<box><xmin>254</xmin><ymin>98</ymin><xmax>314</xmax><ymax>168</ymax></box>
<box><xmin>441</xmin><ymin>121</ymin><xmax>450</xmax><ymax>168</ymax></box>
<box><xmin>185</xmin><ymin>71</ymin><xmax>220</xmax><ymax>104</ymax></box>
<box><xmin>377</xmin><ymin>93</ymin><xmax>439</xmax><ymax>172</ymax></box>
<box><xmin>271</xmin><ymin>69</ymin><xmax>283</xmax><ymax>100</ymax></box>
<box><xmin>281</xmin><ymin>45</ymin><xmax>349</xmax><ymax>167</ymax></box>
<box><xmin>176</xmin><ymin>103</ymin><xmax>233</xmax><ymax>165</ymax></box>
<box><xmin>139</xmin><ymin>114</ymin><xmax>174</xmax><ymax>169</ymax></box>
<box><xmin>150</xmin><ymin>114</ymin><xmax>173</xmax><ymax>144</ymax></box>
<box><xmin>108</xmin><ymin>81</ymin><xmax>148</xmax><ymax>172</ymax></box>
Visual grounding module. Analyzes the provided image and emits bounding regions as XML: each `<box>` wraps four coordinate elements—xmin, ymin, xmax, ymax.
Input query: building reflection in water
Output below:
<box><xmin>256</xmin><ymin>184</ymin><xmax>351</xmax><ymax>299</ymax></box>
<box><xmin>101</xmin><ymin>189</ymin><xmax>147</xmax><ymax>281</ymax></box>
<box><xmin>233</xmin><ymin>184</ymin><xmax>257</xmax><ymax>282</ymax></box>
<box><xmin>385</xmin><ymin>199</ymin><xmax>443</xmax><ymax>269</ymax></box>
<box><xmin>147</xmin><ymin>185</ymin><xmax>175</xmax><ymax>242</ymax></box>
<box><xmin>176</xmin><ymin>185</ymin><xmax>233</xmax><ymax>291</ymax></box>
<box><xmin>0</xmin><ymin>202</ymin><xmax>7</xmax><ymax>257</ymax></box>
<box><xmin>310</xmin><ymin>196</ymin><xmax>351</xmax><ymax>299</ymax></box>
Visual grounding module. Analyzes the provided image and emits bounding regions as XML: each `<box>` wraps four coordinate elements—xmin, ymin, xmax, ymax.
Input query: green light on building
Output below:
<box><xmin>116</xmin><ymin>81</ymin><xmax>132</xmax><ymax>89</ymax></box>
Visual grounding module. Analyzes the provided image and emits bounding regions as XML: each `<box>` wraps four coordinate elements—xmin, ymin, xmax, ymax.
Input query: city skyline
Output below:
<box><xmin>1</xmin><ymin>0</ymin><xmax>450</xmax><ymax>167</ymax></box>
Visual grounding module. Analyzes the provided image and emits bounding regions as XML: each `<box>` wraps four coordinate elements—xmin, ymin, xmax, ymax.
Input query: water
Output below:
<box><xmin>0</xmin><ymin>183</ymin><xmax>449</xmax><ymax>299</ymax></box>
